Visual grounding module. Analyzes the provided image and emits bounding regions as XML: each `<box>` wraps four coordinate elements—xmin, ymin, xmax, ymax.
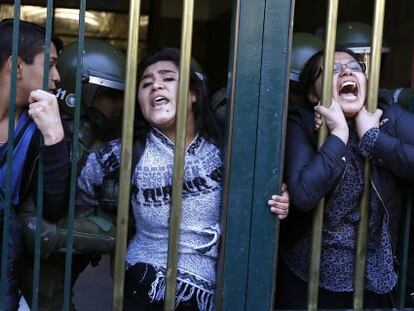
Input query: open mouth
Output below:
<box><xmin>152</xmin><ymin>95</ymin><xmax>169</xmax><ymax>107</ymax></box>
<box><xmin>338</xmin><ymin>80</ymin><xmax>358</xmax><ymax>100</ymax></box>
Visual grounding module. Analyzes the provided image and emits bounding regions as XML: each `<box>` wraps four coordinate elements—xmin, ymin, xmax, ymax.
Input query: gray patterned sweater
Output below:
<box><xmin>77</xmin><ymin>128</ymin><xmax>222</xmax><ymax>311</ymax></box>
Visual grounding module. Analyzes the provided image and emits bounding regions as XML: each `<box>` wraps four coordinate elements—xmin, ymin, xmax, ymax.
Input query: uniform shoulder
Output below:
<box><xmin>94</xmin><ymin>139</ymin><xmax>122</xmax><ymax>174</ymax></box>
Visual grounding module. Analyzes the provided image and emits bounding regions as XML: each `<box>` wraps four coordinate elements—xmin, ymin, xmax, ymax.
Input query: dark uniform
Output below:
<box><xmin>20</xmin><ymin>39</ymin><xmax>126</xmax><ymax>310</ymax></box>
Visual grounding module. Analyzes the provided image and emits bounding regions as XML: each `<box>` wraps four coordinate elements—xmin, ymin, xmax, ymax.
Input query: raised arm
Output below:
<box><xmin>285</xmin><ymin>106</ymin><xmax>347</xmax><ymax>211</ymax></box>
<box><xmin>358</xmin><ymin>103</ymin><xmax>414</xmax><ymax>180</ymax></box>
<box><xmin>28</xmin><ymin>90</ymin><xmax>70</xmax><ymax>222</ymax></box>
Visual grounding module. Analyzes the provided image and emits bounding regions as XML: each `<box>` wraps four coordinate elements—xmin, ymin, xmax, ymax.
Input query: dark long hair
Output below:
<box><xmin>134</xmin><ymin>47</ymin><xmax>223</xmax><ymax>147</ymax></box>
<box><xmin>299</xmin><ymin>48</ymin><xmax>365</xmax><ymax>107</ymax></box>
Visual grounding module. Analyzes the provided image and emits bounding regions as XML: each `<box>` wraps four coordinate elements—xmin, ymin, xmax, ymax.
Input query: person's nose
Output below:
<box><xmin>339</xmin><ymin>64</ymin><xmax>352</xmax><ymax>77</ymax></box>
<box><xmin>152</xmin><ymin>79</ymin><xmax>164</xmax><ymax>91</ymax></box>
<box><xmin>51</xmin><ymin>66</ymin><xmax>61</xmax><ymax>84</ymax></box>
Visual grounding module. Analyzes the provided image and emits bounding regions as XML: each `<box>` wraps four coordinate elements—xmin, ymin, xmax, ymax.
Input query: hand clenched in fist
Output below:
<box><xmin>28</xmin><ymin>89</ymin><xmax>64</xmax><ymax>145</ymax></box>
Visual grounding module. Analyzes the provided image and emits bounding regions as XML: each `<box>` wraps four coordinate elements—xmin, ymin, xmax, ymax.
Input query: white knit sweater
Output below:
<box><xmin>77</xmin><ymin>128</ymin><xmax>222</xmax><ymax>311</ymax></box>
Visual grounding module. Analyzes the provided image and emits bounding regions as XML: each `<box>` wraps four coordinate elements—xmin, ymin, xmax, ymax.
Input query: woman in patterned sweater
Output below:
<box><xmin>77</xmin><ymin>47</ymin><xmax>289</xmax><ymax>311</ymax></box>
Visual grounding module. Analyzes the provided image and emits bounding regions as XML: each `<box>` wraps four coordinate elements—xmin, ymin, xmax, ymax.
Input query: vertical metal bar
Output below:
<box><xmin>0</xmin><ymin>3</ymin><xmax>20</xmax><ymax>309</ymax></box>
<box><xmin>215</xmin><ymin>0</ymin><xmax>240</xmax><ymax>308</ymax></box>
<box><xmin>396</xmin><ymin>187</ymin><xmax>412</xmax><ymax>307</ymax></box>
<box><xmin>245</xmin><ymin>0</ymin><xmax>293</xmax><ymax>310</ymax></box>
<box><xmin>365</xmin><ymin>0</ymin><xmax>386</xmax><ymax>114</ymax></box>
<box><xmin>62</xmin><ymin>1</ymin><xmax>86</xmax><ymax>309</ymax></box>
<box><xmin>220</xmin><ymin>0</ymin><xmax>266</xmax><ymax>309</ymax></box>
<box><xmin>164</xmin><ymin>1</ymin><xmax>194</xmax><ymax>310</ymax></box>
<box><xmin>31</xmin><ymin>1</ymin><xmax>54</xmax><ymax>310</ymax></box>
<box><xmin>307</xmin><ymin>1</ymin><xmax>339</xmax><ymax>310</ymax></box>
<box><xmin>362</xmin><ymin>54</ymin><xmax>371</xmax><ymax>79</ymax></box>
<box><xmin>353</xmin><ymin>165</ymin><xmax>371</xmax><ymax>310</ymax></box>
<box><xmin>353</xmin><ymin>1</ymin><xmax>385</xmax><ymax>309</ymax></box>
<box><xmin>112</xmin><ymin>0</ymin><xmax>141</xmax><ymax>309</ymax></box>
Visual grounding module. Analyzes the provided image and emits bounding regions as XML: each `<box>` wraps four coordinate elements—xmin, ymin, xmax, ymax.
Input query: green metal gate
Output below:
<box><xmin>217</xmin><ymin>0</ymin><xmax>293</xmax><ymax>310</ymax></box>
<box><xmin>1</xmin><ymin>0</ymin><xmax>414</xmax><ymax>310</ymax></box>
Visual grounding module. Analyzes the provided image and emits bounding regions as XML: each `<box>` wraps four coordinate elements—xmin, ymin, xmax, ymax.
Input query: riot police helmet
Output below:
<box><xmin>56</xmin><ymin>38</ymin><xmax>126</xmax><ymax>116</ymax></box>
<box><xmin>290</xmin><ymin>32</ymin><xmax>324</xmax><ymax>82</ymax></box>
<box><xmin>336</xmin><ymin>21</ymin><xmax>390</xmax><ymax>54</ymax></box>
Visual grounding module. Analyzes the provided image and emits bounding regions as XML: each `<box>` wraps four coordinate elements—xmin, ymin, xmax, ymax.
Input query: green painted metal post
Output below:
<box><xmin>0</xmin><ymin>3</ymin><xmax>21</xmax><ymax>308</ymax></box>
<box><xmin>31</xmin><ymin>2</ymin><xmax>54</xmax><ymax>310</ymax></box>
<box><xmin>245</xmin><ymin>0</ymin><xmax>293</xmax><ymax>310</ymax></box>
<box><xmin>63</xmin><ymin>1</ymin><xmax>86</xmax><ymax>310</ymax></box>
<box><xmin>221</xmin><ymin>0</ymin><xmax>293</xmax><ymax>310</ymax></box>
<box><xmin>220</xmin><ymin>0</ymin><xmax>266</xmax><ymax>309</ymax></box>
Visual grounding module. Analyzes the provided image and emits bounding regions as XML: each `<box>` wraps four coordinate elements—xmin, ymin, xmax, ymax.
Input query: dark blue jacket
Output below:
<box><xmin>2</xmin><ymin>128</ymin><xmax>70</xmax><ymax>310</ymax></box>
<box><xmin>281</xmin><ymin>94</ymin><xmax>414</xmax><ymax>252</ymax></box>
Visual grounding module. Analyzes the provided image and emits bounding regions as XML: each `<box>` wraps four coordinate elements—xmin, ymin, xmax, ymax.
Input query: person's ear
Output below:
<box><xmin>16</xmin><ymin>57</ymin><xmax>24</xmax><ymax>79</ymax></box>
<box><xmin>5</xmin><ymin>56</ymin><xmax>25</xmax><ymax>79</ymax></box>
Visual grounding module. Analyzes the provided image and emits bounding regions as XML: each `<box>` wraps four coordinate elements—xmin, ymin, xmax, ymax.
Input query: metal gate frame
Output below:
<box><xmin>218</xmin><ymin>0</ymin><xmax>294</xmax><ymax>310</ymax></box>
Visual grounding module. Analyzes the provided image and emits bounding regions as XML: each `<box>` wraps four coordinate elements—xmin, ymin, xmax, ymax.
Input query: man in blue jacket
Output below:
<box><xmin>0</xmin><ymin>19</ymin><xmax>70</xmax><ymax>310</ymax></box>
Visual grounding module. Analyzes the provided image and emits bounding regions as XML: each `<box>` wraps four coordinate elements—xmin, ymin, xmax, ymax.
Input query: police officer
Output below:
<box><xmin>336</xmin><ymin>21</ymin><xmax>390</xmax><ymax>73</ymax></box>
<box><xmin>211</xmin><ymin>32</ymin><xmax>324</xmax><ymax>125</ymax></box>
<box><xmin>20</xmin><ymin>38</ymin><xmax>126</xmax><ymax>310</ymax></box>
<box><xmin>57</xmin><ymin>38</ymin><xmax>125</xmax><ymax>154</ymax></box>
<box><xmin>289</xmin><ymin>32</ymin><xmax>324</xmax><ymax>106</ymax></box>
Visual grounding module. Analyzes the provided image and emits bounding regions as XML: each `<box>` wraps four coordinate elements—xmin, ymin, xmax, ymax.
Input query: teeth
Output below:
<box><xmin>341</xmin><ymin>81</ymin><xmax>356</xmax><ymax>88</ymax></box>
<box><xmin>152</xmin><ymin>96</ymin><xmax>168</xmax><ymax>107</ymax></box>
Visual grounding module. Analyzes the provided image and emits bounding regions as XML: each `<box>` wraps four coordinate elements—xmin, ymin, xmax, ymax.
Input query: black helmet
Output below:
<box><xmin>336</xmin><ymin>22</ymin><xmax>390</xmax><ymax>54</ymax></box>
<box><xmin>290</xmin><ymin>33</ymin><xmax>324</xmax><ymax>82</ymax></box>
<box><xmin>56</xmin><ymin>38</ymin><xmax>126</xmax><ymax>116</ymax></box>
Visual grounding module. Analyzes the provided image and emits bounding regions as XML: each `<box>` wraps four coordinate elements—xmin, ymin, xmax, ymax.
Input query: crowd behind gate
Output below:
<box><xmin>0</xmin><ymin>16</ymin><xmax>413</xmax><ymax>311</ymax></box>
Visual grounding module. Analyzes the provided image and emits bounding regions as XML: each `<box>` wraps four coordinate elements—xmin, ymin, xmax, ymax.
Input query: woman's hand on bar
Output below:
<box><xmin>314</xmin><ymin>99</ymin><xmax>349</xmax><ymax>144</ymax></box>
<box><xmin>28</xmin><ymin>89</ymin><xmax>64</xmax><ymax>145</ymax></box>
<box><xmin>268</xmin><ymin>183</ymin><xmax>289</xmax><ymax>220</ymax></box>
